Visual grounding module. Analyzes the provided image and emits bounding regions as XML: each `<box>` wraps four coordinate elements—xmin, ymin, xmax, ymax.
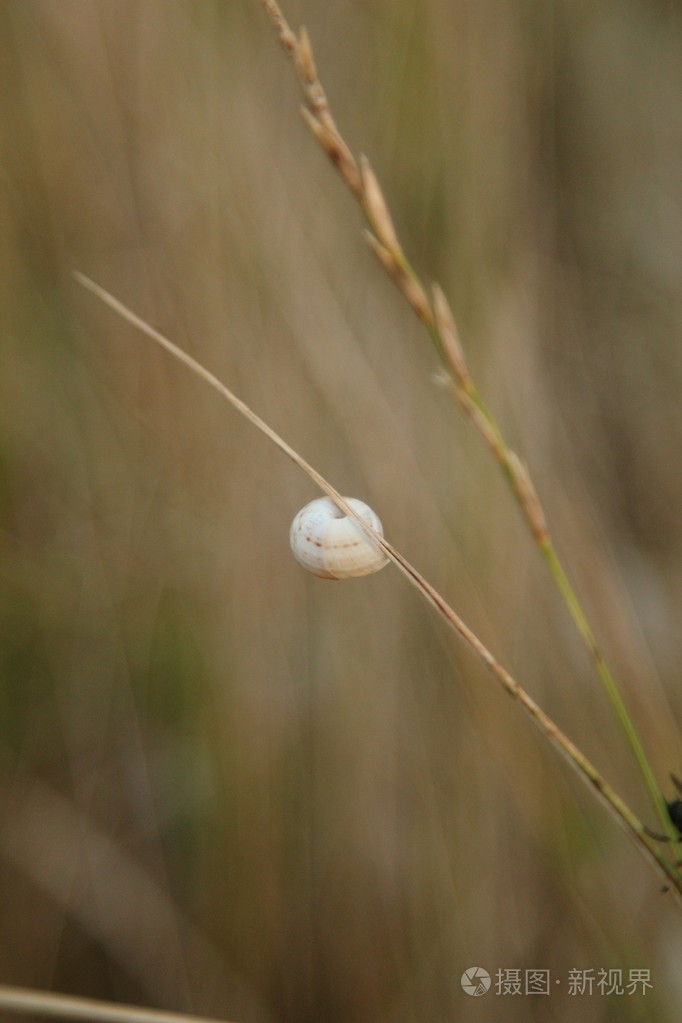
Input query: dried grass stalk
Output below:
<box><xmin>74</xmin><ymin>271</ymin><xmax>682</xmax><ymax>900</ymax></box>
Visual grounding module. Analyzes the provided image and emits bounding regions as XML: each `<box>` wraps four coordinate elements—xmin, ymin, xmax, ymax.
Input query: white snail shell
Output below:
<box><xmin>290</xmin><ymin>496</ymin><xmax>389</xmax><ymax>579</ymax></box>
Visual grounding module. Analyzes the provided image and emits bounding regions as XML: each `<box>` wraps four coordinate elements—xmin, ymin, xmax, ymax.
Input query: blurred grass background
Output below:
<box><xmin>1</xmin><ymin>1</ymin><xmax>682</xmax><ymax>1021</ymax></box>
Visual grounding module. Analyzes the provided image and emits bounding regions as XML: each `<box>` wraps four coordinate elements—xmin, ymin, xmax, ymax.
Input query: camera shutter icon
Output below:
<box><xmin>461</xmin><ymin>967</ymin><xmax>491</xmax><ymax>996</ymax></box>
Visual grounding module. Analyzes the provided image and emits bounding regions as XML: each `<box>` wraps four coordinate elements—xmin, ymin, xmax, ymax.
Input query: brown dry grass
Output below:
<box><xmin>2</xmin><ymin>2</ymin><xmax>682</xmax><ymax>1022</ymax></box>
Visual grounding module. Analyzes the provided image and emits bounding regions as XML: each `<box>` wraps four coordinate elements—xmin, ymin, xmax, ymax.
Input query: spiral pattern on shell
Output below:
<box><xmin>289</xmin><ymin>497</ymin><xmax>389</xmax><ymax>579</ymax></box>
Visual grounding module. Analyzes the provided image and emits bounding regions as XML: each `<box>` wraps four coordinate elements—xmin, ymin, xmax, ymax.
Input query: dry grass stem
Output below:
<box><xmin>0</xmin><ymin>985</ymin><xmax>234</xmax><ymax>1023</ymax></box>
<box><xmin>74</xmin><ymin>272</ymin><xmax>682</xmax><ymax>898</ymax></box>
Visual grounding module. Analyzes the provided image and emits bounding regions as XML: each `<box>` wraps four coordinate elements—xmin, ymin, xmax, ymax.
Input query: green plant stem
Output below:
<box><xmin>539</xmin><ymin>538</ymin><xmax>677</xmax><ymax>841</ymax></box>
<box><xmin>468</xmin><ymin>382</ymin><xmax>675</xmax><ymax>839</ymax></box>
<box><xmin>259</xmin><ymin>0</ymin><xmax>677</xmax><ymax>847</ymax></box>
<box><xmin>462</xmin><ymin>381</ymin><xmax>676</xmax><ymax>839</ymax></box>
